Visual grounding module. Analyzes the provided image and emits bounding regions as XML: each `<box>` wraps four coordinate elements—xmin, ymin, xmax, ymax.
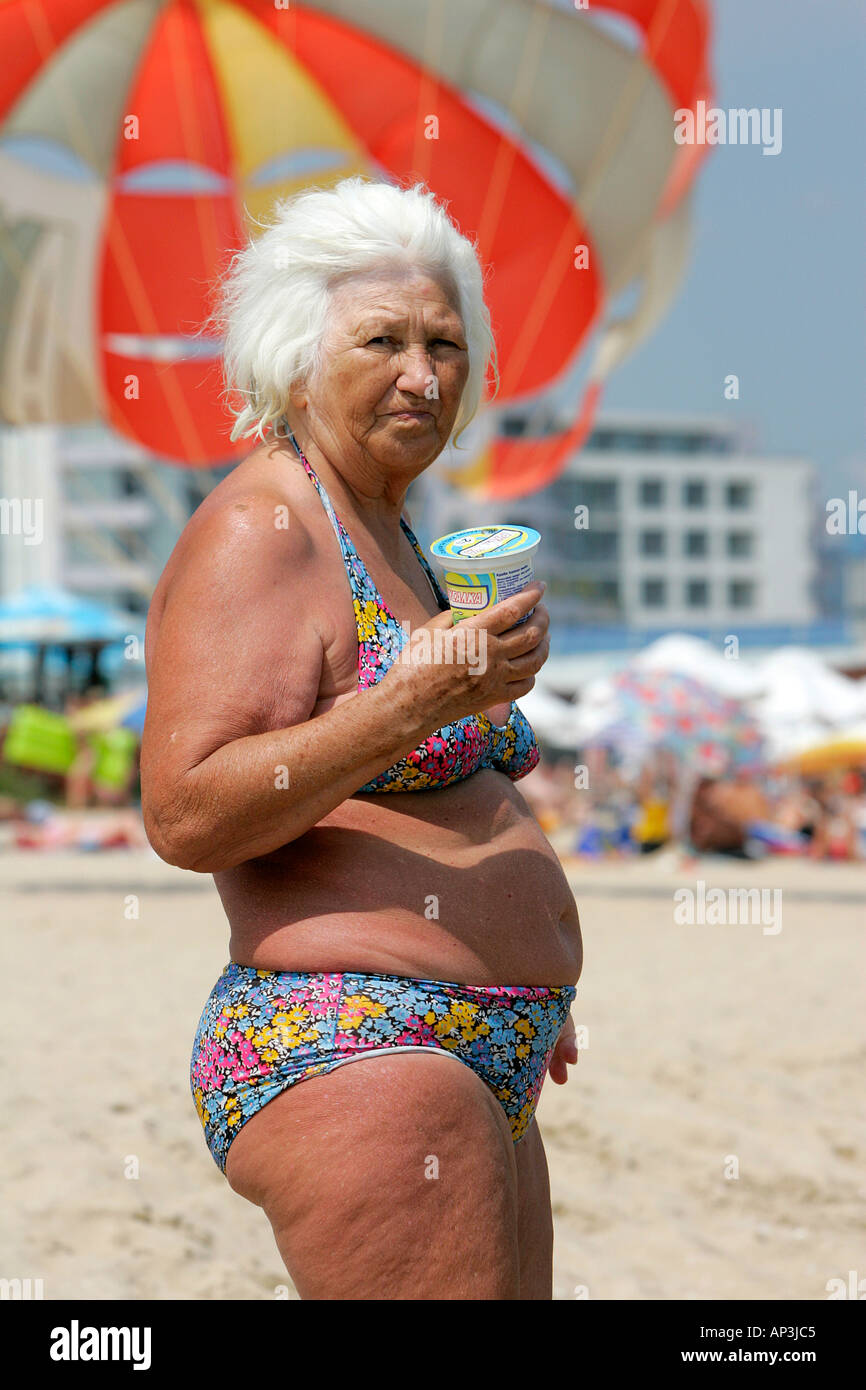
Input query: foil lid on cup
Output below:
<box><xmin>430</xmin><ymin>524</ymin><xmax>541</xmax><ymax>565</ymax></box>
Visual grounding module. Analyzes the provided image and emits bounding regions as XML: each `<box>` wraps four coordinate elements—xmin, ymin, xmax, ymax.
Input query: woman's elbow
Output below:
<box><xmin>141</xmin><ymin>796</ymin><xmax>212</xmax><ymax>873</ymax></box>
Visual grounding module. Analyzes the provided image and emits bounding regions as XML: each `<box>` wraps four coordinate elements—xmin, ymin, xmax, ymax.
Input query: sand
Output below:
<box><xmin>1</xmin><ymin>844</ymin><xmax>863</xmax><ymax>1301</ymax></box>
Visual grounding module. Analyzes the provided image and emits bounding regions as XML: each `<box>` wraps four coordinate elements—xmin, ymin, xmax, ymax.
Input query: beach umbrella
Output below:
<box><xmin>0</xmin><ymin>585</ymin><xmax>141</xmax><ymax>645</ymax></box>
<box><xmin>517</xmin><ymin>680</ymin><xmax>581</xmax><ymax>749</ymax></box>
<box><xmin>0</xmin><ymin>585</ymin><xmax>144</xmax><ymax>704</ymax></box>
<box><xmin>631</xmin><ymin>632</ymin><xmax>762</xmax><ymax>700</ymax></box>
<box><xmin>584</xmin><ymin>667</ymin><xmax>765</xmax><ymax>773</ymax></box>
<box><xmin>778</xmin><ymin>730</ymin><xmax>866</xmax><ymax>776</ymax></box>
<box><xmin>0</xmin><ymin>0</ymin><xmax>714</xmax><ymax>496</ymax></box>
<box><xmin>752</xmin><ymin>649</ymin><xmax>866</xmax><ymax>728</ymax></box>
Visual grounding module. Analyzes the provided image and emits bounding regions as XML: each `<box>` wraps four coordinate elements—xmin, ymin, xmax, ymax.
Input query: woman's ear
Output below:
<box><xmin>287</xmin><ymin>372</ymin><xmax>309</xmax><ymax>411</ymax></box>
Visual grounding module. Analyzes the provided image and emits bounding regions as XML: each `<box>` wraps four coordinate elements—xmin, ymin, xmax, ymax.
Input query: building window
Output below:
<box><xmin>185</xmin><ymin>482</ymin><xmax>206</xmax><ymax>513</ymax></box>
<box><xmin>120</xmin><ymin>471</ymin><xmax>145</xmax><ymax>497</ymax></box>
<box><xmin>574</xmin><ymin>530</ymin><xmax>619</xmax><ymax>560</ymax></box>
<box><xmin>639</xmin><ymin>529</ymin><xmax>665</xmax><ymax>556</ymax></box>
<box><xmin>641</xmin><ymin>578</ymin><xmax>666</xmax><ymax>607</ymax></box>
<box><xmin>659</xmin><ymin>433</ymin><xmax>691</xmax><ymax>454</ymax></box>
<box><xmin>684</xmin><ymin>530</ymin><xmax>708</xmax><ymax>557</ymax></box>
<box><xmin>639</xmin><ymin>478</ymin><xmax>664</xmax><ymax>507</ymax></box>
<box><xmin>576</xmin><ymin>478</ymin><xmax>618</xmax><ymax>508</ymax></box>
<box><xmin>548</xmin><ymin>477</ymin><xmax>576</xmax><ymax>511</ymax></box>
<box><xmin>686</xmin><ymin>579</ymin><xmax>709</xmax><ymax>607</ymax></box>
<box><xmin>607</xmin><ymin>431</ymin><xmax>637</xmax><ymax>451</ymax></box>
<box><xmin>501</xmin><ymin>416</ymin><xmax>527</xmax><ymax>437</ymax></box>
<box><xmin>726</xmin><ymin>481</ymin><xmax>753</xmax><ymax>509</ymax></box>
<box><xmin>727</xmin><ymin>531</ymin><xmax>754</xmax><ymax>558</ymax></box>
<box><xmin>683</xmin><ymin>479</ymin><xmax>706</xmax><ymax>507</ymax></box>
<box><xmin>546</xmin><ymin>575</ymin><xmax>578</xmax><ymax>598</ymax></box>
<box><xmin>729</xmin><ymin>580</ymin><xmax>755</xmax><ymax>608</ymax></box>
<box><xmin>586</xmin><ymin>429</ymin><xmax>614</xmax><ymax>450</ymax></box>
<box><xmin>574</xmin><ymin>577</ymin><xmax>621</xmax><ymax>609</ymax></box>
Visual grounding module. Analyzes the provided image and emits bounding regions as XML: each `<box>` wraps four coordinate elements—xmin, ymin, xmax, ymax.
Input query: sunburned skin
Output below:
<box><xmin>141</xmin><ymin>258</ymin><xmax>586</xmax><ymax>1300</ymax></box>
<box><xmin>145</xmin><ymin>436</ymin><xmax>582</xmax><ymax>988</ymax></box>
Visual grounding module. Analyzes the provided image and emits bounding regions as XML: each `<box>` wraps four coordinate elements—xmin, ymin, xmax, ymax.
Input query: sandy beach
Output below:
<box><xmin>1</xmin><ymin>844</ymin><xmax>863</xmax><ymax>1301</ymax></box>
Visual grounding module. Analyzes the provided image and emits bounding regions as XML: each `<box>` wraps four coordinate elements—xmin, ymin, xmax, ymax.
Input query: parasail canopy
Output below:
<box><xmin>0</xmin><ymin>0</ymin><xmax>714</xmax><ymax>495</ymax></box>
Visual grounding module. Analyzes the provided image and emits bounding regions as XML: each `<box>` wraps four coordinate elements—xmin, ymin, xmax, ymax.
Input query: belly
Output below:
<box><xmin>214</xmin><ymin>770</ymin><xmax>583</xmax><ymax>986</ymax></box>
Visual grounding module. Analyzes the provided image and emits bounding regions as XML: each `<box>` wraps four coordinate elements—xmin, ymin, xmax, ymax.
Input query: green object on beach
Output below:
<box><xmin>87</xmin><ymin>727</ymin><xmax>138</xmax><ymax>790</ymax></box>
<box><xmin>2</xmin><ymin>704</ymin><xmax>77</xmax><ymax>774</ymax></box>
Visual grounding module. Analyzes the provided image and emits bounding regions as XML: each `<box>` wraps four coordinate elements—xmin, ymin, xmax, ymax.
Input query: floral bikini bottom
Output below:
<box><xmin>191</xmin><ymin>964</ymin><xmax>577</xmax><ymax>1174</ymax></box>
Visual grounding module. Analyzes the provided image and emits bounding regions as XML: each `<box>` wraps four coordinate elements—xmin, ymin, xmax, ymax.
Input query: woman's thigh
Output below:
<box><xmin>513</xmin><ymin>1120</ymin><xmax>555</xmax><ymax>1299</ymax></box>
<box><xmin>225</xmin><ymin>1050</ymin><xmax>523</xmax><ymax>1299</ymax></box>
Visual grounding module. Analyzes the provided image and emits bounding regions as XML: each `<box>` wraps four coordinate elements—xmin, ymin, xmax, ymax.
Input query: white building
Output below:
<box><xmin>2</xmin><ymin>413</ymin><xmax>820</xmax><ymax>647</ymax></box>
<box><xmin>0</xmin><ymin>423</ymin><xmax>232</xmax><ymax>613</ymax></box>
<box><xmin>417</xmin><ymin>411</ymin><xmax>817</xmax><ymax>633</ymax></box>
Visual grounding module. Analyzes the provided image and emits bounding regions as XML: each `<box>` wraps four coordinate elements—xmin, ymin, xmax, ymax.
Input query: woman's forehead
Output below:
<box><xmin>329</xmin><ymin>268</ymin><xmax>461</xmax><ymax>317</ymax></box>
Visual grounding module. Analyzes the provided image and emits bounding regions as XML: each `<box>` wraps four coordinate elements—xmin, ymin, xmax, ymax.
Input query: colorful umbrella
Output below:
<box><xmin>779</xmin><ymin>733</ymin><xmax>866</xmax><ymax>776</ymax></box>
<box><xmin>0</xmin><ymin>0</ymin><xmax>714</xmax><ymax>496</ymax></box>
<box><xmin>586</xmin><ymin>668</ymin><xmax>765</xmax><ymax>773</ymax></box>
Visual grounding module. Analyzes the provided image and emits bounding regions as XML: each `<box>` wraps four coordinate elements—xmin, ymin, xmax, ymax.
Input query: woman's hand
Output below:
<box><xmin>548</xmin><ymin>1011</ymin><xmax>579</xmax><ymax>1085</ymax></box>
<box><xmin>386</xmin><ymin>580</ymin><xmax>550</xmax><ymax>728</ymax></box>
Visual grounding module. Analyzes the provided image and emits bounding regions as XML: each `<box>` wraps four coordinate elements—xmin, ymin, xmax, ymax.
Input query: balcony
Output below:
<box><xmin>63</xmin><ymin>499</ymin><xmax>155</xmax><ymax>529</ymax></box>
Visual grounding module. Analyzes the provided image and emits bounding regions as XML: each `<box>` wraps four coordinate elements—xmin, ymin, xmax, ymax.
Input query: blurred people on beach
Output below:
<box><xmin>1</xmin><ymin>687</ymin><xmax>865</xmax><ymax>862</ymax></box>
<box><xmin>520</xmin><ymin>749</ymin><xmax>866</xmax><ymax>864</ymax></box>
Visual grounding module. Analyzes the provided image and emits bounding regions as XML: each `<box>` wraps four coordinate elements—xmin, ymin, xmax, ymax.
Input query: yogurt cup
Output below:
<box><xmin>429</xmin><ymin>524</ymin><xmax>542</xmax><ymax>625</ymax></box>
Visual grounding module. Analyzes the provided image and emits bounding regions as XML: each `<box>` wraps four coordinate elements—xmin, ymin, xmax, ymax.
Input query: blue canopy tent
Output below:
<box><xmin>0</xmin><ymin>586</ymin><xmax>146</xmax><ymax>706</ymax></box>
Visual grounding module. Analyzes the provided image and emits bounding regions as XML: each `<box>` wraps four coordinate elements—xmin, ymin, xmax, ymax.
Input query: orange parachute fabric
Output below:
<box><xmin>0</xmin><ymin>0</ymin><xmax>713</xmax><ymax>495</ymax></box>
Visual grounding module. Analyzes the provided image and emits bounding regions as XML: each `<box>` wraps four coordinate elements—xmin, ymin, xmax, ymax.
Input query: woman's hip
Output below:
<box><xmin>190</xmin><ymin>964</ymin><xmax>576</xmax><ymax>1173</ymax></box>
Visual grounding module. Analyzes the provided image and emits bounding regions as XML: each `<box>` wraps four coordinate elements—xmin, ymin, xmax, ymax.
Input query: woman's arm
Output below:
<box><xmin>141</xmin><ymin>494</ymin><xmax>545</xmax><ymax>874</ymax></box>
<box><xmin>140</xmin><ymin>494</ymin><xmax>451</xmax><ymax>873</ymax></box>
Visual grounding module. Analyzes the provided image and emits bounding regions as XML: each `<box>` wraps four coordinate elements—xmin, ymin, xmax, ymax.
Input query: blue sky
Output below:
<box><xmin>551</xmin><ymin>0</ymin><xmax>865</xmax><ymax>494</ymax></box>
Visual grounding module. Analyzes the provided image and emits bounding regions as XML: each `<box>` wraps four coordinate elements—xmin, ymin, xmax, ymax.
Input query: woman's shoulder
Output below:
<box><xmin>192</xmin><ymin>440</ymin><xmax>320</xmax><ymax>532</ymax></box>
<box><xmin>150</xmin><ymin>444</ymin><xmax>320</xmax><ymax>617</ymax></box>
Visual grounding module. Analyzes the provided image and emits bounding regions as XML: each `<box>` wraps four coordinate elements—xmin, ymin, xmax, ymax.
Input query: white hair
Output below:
<box><xmin>200</xmin><ymin>176</ymin><xmax>499</xmax><ymax>450</ymax></box>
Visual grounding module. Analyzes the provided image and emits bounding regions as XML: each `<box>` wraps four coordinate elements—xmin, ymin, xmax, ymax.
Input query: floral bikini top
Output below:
<box><xmin>287</xmin><ymin>430</ymin><xmax>540</xmax><ymax>794</ymax></box>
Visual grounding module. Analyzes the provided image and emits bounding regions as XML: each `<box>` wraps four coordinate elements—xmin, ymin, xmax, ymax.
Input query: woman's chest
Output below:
<box><xmin>310</xmin><ymin>548</ymin><xmax>443</xmax><ymax>711</ymax></box>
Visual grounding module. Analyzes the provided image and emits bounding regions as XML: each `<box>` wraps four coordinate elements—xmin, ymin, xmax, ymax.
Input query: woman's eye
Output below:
<box><xmin>367</xmin><ymin>337</ymin><xmax>462</xmax><ymax>348</ymax></box>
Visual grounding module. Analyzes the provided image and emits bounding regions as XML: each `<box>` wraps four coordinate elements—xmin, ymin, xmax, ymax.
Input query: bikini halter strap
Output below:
<box><xmin>279</xmin><ymin>420</ymin><xmax>448</xmax><ymax>610</ymax></box>
<box><xmin>282</xmin><ymin>423</ymin><xmax>344</xmax><ymax>546</ymax></box>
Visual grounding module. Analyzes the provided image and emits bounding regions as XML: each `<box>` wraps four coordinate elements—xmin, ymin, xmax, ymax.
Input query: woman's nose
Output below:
<box><xmin>395</xmin><ymin>347</ymin><xmax>437</xmax><ymax>393</ymax></box>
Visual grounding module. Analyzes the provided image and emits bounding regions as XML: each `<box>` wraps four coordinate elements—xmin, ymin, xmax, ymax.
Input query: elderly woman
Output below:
<box><xmin>141</xmin><ymin>177</ymin><xmax>582</xmax><ymax>1300</ymax></box>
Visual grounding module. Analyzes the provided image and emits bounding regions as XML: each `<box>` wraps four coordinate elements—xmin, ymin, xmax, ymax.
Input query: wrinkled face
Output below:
<box><xmin>290</xmin><ymin>265</ymin><xmax>470</xmax><ymax>473</ymax></box>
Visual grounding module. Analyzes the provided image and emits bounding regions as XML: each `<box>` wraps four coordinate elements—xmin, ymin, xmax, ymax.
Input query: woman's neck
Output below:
<box><xmin>285</xmin><ymin>423</ymin><xmax>410</xmax><ymax>556</ymax></box>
